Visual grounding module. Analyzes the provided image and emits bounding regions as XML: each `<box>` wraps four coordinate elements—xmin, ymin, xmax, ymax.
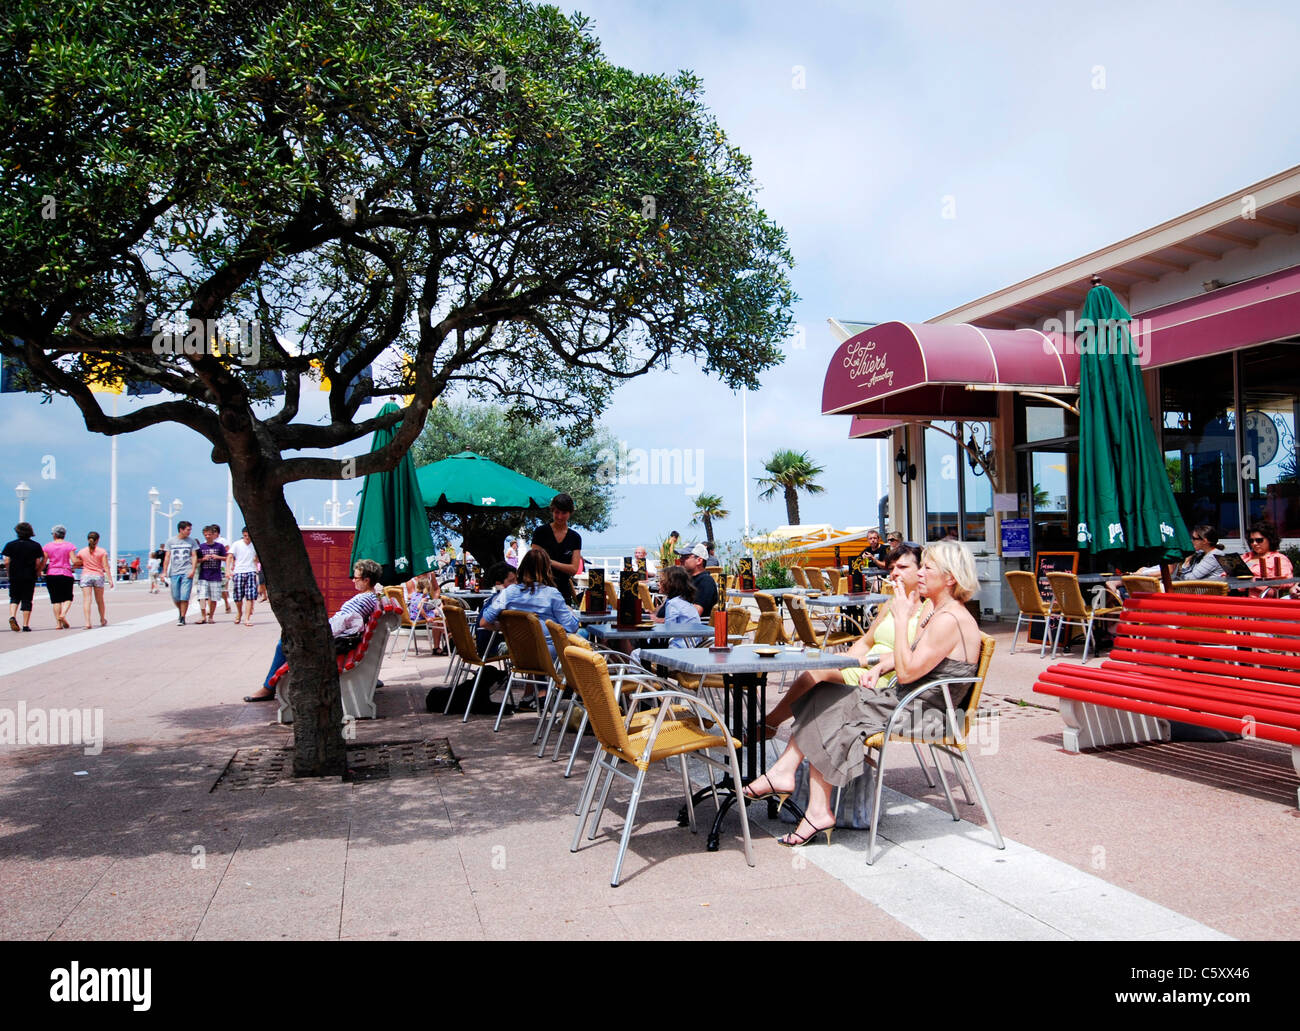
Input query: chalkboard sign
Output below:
<box><xmin>585</xmin><ymin>568</ymin><xmax>606</xmax><ymax>613</ymax></box>
<box><xmin>1031</xmin><ymin>551</ymin><xmax>1079</xmax><ymax>646</ymax></box>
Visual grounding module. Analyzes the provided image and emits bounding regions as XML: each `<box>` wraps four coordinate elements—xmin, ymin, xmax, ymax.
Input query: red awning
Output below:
<box><xmin>848</xmin><ymin>417</ymin><xmax>905</xmax><ymax>439</ymax></box>
<box><xmin>822</xmin><ymin>322</ymin><xmax>1077</xmax><ymax>420</ymax></box>
<box><xmin>1141</xmin><ymin>262</ymin><xmax>1300</xmax><ymax>368</ymax></box>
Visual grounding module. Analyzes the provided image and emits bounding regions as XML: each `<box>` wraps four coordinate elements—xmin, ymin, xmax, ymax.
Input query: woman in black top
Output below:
<box><xmin>530</xmin><ymin>493</ymin><xmax>582</xmax><ymax>604</ymax></box>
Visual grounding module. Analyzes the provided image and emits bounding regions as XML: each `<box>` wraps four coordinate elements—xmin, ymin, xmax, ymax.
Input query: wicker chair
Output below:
<box><xmin>754</xmin><ymin>592</ymin><xmax>791</xmax><ymax>644</ymax></box>
<box><xmin>497</xmin><ymin>609</ymin><xmax>564</xmax><ymax>737</ymax></box>
<box><xmin>785</xmin><ymin>594</ymin><xmax>859</xmax><ymax>651</ymax></box>
<box><xmin>1170</xmin><ymin>579</ymin><xmax>1230</xmax><ymax>596</ymax></box>
<box><xmin>752</xmin><ymin>611</ymin><xmax>784</xmax><ymax>646</ymax></box>
<box><xmin>565</xmin><ymin>647</ymin><xmax>753</xmax><ymax>887</ymax></box>
<box><xmin>1121</xmin><ymin>575</ymin><xmax>1163</xmax><ymax>596</ymax></box>
<box><xmin>805</xmin><ymin>567</ymin><xmax>827</xmax><ymax>592</ymax></box>
<box><xmin>441</xmin><ymin>602</ymin><xmax>510</xmax><ymax>721</ymax></box>
<box><xmin>1004</xmin><ymin>570</ymin><xmax>1054</xmax><ymax>656</ymax></box>
<box><xmin>790</xmin><ymin>566</ymin><xmax>809</xmax><ymax>589</ymax></box>
<box><xmin>826</xmin><ymin>569</ymin><xmax>842</xmax><ymax>595</ymax></box>
<box><xmin>383</xmin><ymin>585</ymin><xmax>434</xmax><ymax>660</ymax></box>
<box><xmin>1046</xmin><ymin>572</ymin><xmax>1123</xmax><ymax>662</ymax></box>
<box><xmin>858</xmin><ymin>633</ymin><xmax>1004</xmax><ymax>865</ymax></box>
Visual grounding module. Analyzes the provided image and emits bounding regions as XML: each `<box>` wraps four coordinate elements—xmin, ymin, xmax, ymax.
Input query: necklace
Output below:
<box><xmin>918</xmin><ymin>600</ymin><xmax>955</xmax><ymax>632</ymax></box>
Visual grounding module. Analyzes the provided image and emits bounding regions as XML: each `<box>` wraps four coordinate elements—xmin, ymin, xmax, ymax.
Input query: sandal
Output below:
<box><xmin>778</xmin><ymin>818</ymin><xmax>834</xmax><ymax>848</ymax></box>
<box><xmin>741</xmin><ymin>774</ymin><xmax>791</xmax><ymax>808</ymax></box>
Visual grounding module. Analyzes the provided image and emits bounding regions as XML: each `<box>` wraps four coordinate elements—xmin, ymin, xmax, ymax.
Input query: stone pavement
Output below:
<box><xmin>0</xmin><ymin>582</ymin><xmax>1296</xmax><ymax>940</ymax></box>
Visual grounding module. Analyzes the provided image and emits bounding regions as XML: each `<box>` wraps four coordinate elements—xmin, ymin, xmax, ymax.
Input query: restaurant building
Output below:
<box><xmin>822</xmin><ymin>164</ymin><xmax>1300</xmax><ymax>617</ymax></box>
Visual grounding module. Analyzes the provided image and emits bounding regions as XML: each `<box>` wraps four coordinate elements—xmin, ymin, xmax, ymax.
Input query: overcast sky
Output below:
<box><xmin>3</xmin><ymin>0</ymin><xmax>1298</xmax><ymax>557</ymax></box>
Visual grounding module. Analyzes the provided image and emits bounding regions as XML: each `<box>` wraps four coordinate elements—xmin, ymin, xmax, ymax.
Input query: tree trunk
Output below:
<box><xmin>785</xmin><ymin>488</ymin><xmax>800</xmax><ymax>525</ymax></box>
<box><xmin>458</xmin><ymin>521</ymin><xmax>509</xmax><ymax>576</ymax></box>
<box><xmin>702</xmin><ymin>514</ymin><xmax>714</xmax><ymax>546</ymax></box>
<box><xmin>234</xmin><ymin>466</ymin><xmax>347</xmax><ymax>777</ymax></box>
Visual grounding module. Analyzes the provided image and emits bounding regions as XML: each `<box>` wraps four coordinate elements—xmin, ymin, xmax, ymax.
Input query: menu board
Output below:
<box><xmin>1035</xmin><ymin>551</ymin><xmax>1079</xmax><ymax>602</ymax></box>
<box><xmin>736</xmin><ymin>556</ymin><xmax>755</xmax><ymax>592</ymax></box>
<box><xmin>301</xmin><ymin>528</ymin><xmax>356</xmax><ymax>617</ymax></box>
<box><xmin>585</xmin><ymin>567</ymin><xmax>607</xmax><ymax>613</ymax></box>
<box><xmin>617</xmin><ymin>571</ymin><xmax>641</xmax><ymax>627</ymax></box>
<box><xmin>848</xmin><ymin>549</ymin><xmax>870</xmax><ymax>594</ymax></box>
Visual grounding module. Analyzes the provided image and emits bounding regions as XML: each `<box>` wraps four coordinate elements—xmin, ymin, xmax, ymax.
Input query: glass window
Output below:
<box><xmin>1240</xmin><ymin>342</ymin><xmax>1300</xmax><ymax>538</ymax></box>
<box><xmin>1161</xmin><ymin>354</ymin><xmax>1239</xmax><ymax>539</ymax></box>
<box><xmin>924</xmin><ymin>421</ymin><xmax>994</xmax><ymax>542</ymax></box>
<box><xmin>925</xmin><ymin>422</ymin><xmax>959</xmax><ymax>542</ymax></box>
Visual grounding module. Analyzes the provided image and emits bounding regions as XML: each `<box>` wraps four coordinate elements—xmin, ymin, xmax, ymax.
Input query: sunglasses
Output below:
<box><xmin>1249</xmin><ymin>537</ymin><xmax>1267</xmax><ymax>544</ymax></box>
<box><xmin>1191</xmin><ymin>535</ymin><xmax>1203</xmax><ymax>541</ymax></box>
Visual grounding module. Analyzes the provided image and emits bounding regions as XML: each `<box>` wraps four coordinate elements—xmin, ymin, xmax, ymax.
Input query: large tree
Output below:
<box><xmin>0</xmin><ymin>0</ymin><xmax>794</xmax><ymax>774</ymax></box>
<box><xmin>413</xmin><ymin>401</ymin><xmax>616</xmax><ymax>565</ymax></box>
<box><xmin>756</xmin><ymin>449</ymin><xmax>825</xmax><ymax>525</ymax></box>
<box><xmin>689</xmin><ymin>492</ymin><xmax>729</xmax><ymax>547</ymax></box>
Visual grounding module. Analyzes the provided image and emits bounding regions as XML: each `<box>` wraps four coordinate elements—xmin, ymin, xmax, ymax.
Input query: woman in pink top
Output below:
<box><xmin>42</xmin><ymin>525</ymin><xmax>78</xmax><ymax>629</ymax></box>
<box><xmin>73</xmin><ymin>530</ymin><xmax>113</xmax><ymax>628</ymax></box>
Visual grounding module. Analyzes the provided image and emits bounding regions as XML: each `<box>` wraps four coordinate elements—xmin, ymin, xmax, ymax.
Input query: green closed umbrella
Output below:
<box><xmin>351</xmin><ymin>403</ymin><xmax>440</xmax><ymax>584</ymax></box>
<box><xmin>1076</xmin><ymin>282</ymin><xmax>1192</xmax><ymax>571</ymax></box>
<box><xmin>416</xmin><ymin>451</ymin><xmax>556</xmax><ymax>512</ymax></box>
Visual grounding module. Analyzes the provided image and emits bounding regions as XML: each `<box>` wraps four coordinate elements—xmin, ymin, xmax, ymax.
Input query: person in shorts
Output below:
<box><xmin>162</xmin><ymin>521</ymin><xmax>199</xmax><ymax>625</ymax></box>
<box><xmin>43</xmin><ymin>525</ymin><xmax>78</xmax><ymax>629</ymax></box>
<box><xmin>226</xmin><ymin>527</ymin><xmax>259</xmax><ymax>626</ymax></box>
<box><xmin>192</xmin><ymin>524</ymin><xmax>227</xmax><ymax>624</ymax></box>
<box><xmin>213</xmin><ymin>525</ymin><xmax>233</xmax><ymax>614</ymax></box>
<box><xmin>74</xmin><ymin>530</ymin><xmax>113</xmax><ymax>628</ymax></box>
<box><xmin>3</xmin><ymin>522</ymin><xmax>46</xmax><ymax>632</ymax></box>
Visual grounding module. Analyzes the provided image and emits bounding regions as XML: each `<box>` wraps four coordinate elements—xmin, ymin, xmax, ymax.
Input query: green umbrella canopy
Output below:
<box><xmin>416</xmin><ymin>451</ymin><xmax>557</xmax><ymax>513</ymax></box>
<box><xmin>1076</xmin><ymin>284</ymin><xmax>1193</xmax><ymax>564</ymax></box>
<box><xmin>350</xmin><ymin>403</ymin><xmax>440</xmax><ymax>584</ymax></box>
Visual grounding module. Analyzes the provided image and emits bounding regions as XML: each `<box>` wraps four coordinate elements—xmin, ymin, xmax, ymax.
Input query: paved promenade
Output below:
<box><xmin>0</xmin><ymin>582</ymin><xmax>1296</xmax><ymax>940</ymax></box>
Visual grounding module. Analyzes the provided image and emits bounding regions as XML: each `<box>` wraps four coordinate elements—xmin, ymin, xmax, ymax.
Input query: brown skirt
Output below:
<box><xmin>789</xmin><ymin>663</ymin><xmax>976</xmax><ymax>787</ymax></box>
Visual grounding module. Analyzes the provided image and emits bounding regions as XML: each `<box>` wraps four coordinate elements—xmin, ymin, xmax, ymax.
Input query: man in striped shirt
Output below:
<box><xmin>243</xmin><ymin>559</ymin><xmax>382</xmax><ymax>702</ymax></box>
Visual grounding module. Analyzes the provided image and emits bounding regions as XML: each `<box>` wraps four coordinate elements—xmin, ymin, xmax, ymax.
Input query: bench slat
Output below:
<box><xmin>1109</xmin><ymin>645</ymin><xmax>1300</xmax><ymax>689</ymax></box>
<box><xmin>1098</xmin><ymin>658</ymin><xmax>1300</xmax><ymax>705</ymax></box>
<box><xmin>1120</xmin><ymin>612</ymin><xmax>1300</xmax><ymax>641</ymax></box>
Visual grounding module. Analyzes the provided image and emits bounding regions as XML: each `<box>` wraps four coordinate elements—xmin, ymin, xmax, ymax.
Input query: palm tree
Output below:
<box><xmin>690</xmin><ymin>493</ymin><xmax>729</xmax><ymax>546</ymax></box>
<box><xmin>756</xmin><ymin>449</ymin><xmax>825</xmax><ymax>525</ymax></box>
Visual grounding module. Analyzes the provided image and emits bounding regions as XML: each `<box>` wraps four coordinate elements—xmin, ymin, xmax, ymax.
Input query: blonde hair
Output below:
<box><xmin>922</xmin><ymin>541</ymin><xmax>978</xmax><ymax>603</ymax></box>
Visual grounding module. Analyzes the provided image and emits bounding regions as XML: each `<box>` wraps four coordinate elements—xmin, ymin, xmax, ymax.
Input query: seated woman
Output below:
<box><xmin>627</xmin><ymin>565</ymin><xmax>704</xmax><ymax>664</ymax></box>
<box><xmin>478</xmin><ymin>548</ymin><xmax>578</xmax><ymax>656</ymax></box>
<box><xmin>1177</xmin><ymin>524</ymin><xmax>1227</xmax><ymax>581</ymax></box>
<box><xmin>759</xmin><ymin>543</ymin><xmax>923</xmax><ymax>739</ymax></box>
<box><xmin>743</xmin><ymin>541</ymin><xmax>982</xmax><ymax>847</ymax></box>
<box><xmin>1243</xmin><ymin>521</ymin><xmax>1293</xmax><ymax>597</ymax></box>
<box><xmin>244</xmin><ymin>558</ymin><xmax>383</xmax><ymax>702</ymax></box>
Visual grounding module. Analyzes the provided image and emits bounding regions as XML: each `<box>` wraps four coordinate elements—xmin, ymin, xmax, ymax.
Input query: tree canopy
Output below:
<box><xmin>412</xmin><ymin>401</ymin><xmax>616</xmax><ymax>565</ymax></box>
<box><xmin>689</xmin><ymin>492</ymin><xmax>729</xmax><ymax>546</ymax></box>
<box><xmin>0</xmin><ymin>0</ymin><xmax>796</xmax><ymax>773</ymax></box>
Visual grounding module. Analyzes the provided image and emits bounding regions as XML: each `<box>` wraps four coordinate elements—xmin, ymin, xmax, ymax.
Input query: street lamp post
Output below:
<box><xmin>152</xmin><ymin>495</ymin><xmax>183</xmax><ymax>555</ymax></box>
<box><xmin>15</xmin><ymin>482</ymin><xmax>31</xmax><ymax>523</ymax></box>
<box><xmin>324</xmin><ymin>497</ymin><xmax>354</xmax><ymax>525</ymax></box>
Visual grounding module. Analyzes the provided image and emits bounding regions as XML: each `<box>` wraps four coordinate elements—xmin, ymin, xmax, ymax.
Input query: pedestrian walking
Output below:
<box><xmin>214</xmin><ymin>525</ymin><xmax>234</xmax><ymax>614</ymax></box>
<box><xmin>3</xmin><ymin>522</ymin><xmax>46</xmax><ymax>632</ymax></box>
<box><xmin>161</xmin><ymin>521</ymin><xmax>199</xmax><ymax>625</ymax></box>
<box><xmin>73</xmin><ymin>530</ymin><xmax>112</xmax><ymax>628</ymax></box>
<box><xmin>192</xmin><ymin>524</ymin><xmax>227</xmax><ymax>624</ymax></box>
<box><xmin>42</xmin><ymin>525</ymin><xmax>78</xmax><ymax>629</ymax></box>
<box><xmin>227</xmin><ymin>527</ymin><xmax>259</xmax><ymax>626</ymax></box>
<box><xmin>147</xmin><ymin>550</ymin><xmax>164</xmax><ymax>593</ymax></box>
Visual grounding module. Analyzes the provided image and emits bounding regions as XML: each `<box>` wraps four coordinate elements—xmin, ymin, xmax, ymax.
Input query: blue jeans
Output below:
<box><xmin>264</xmin><ymin>640</ymin><xmax>286</xmax><ymax>691</ymax></box>
<box><xmin>169</xmin><ymin>574</ymin><xmax>193</xmax><ymax>603</ymax></box>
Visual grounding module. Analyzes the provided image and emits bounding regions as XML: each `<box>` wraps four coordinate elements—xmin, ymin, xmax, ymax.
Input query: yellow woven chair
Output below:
<box><xmin>442</xmin><ymin>602</ymin><xmax>510</xmax><ymax>721</ymax></box>
<box><xmin>1047</xmin><ymin>572</ymin><xmax>1122</xmax><ymax>662</ymax></box>
<box><xmin>790</xmin><ymin>566</ymin><xmax>809</xmax><ymax>589</ymax></box>
<box><xmin>785</xmin><ymin>595</ymin><xmax>859</xmax><ymax>651</ymax></box>
<box><xmin>826</xmin><ymin>569</ymin><xmax>842</xmax><ymax>595</ymax></box>
<box><xmin>604</xmin><ymin>580</ymin><xmax>619</xmax><ymax>610</ymax></box>
<box><xmin>1170</xmin><ymin>579</ymin><xmax>1229</xmax><ymax>596</ymax></box>
<box><xmin>637</xmin><ymin>580</ymin><xmax>655</xmax><ymax>614</ymax></box>
<box><xmin>1121</xmin><ymin>574</ymin><xmax>1163</xmax><ymax>596</ymax></box>
<box><xmin>565</xmin><ymin>647</ymin><xmax>754</xmax><ymax>887</ymax></box>
<box><xmin>858</xmin><ymin>633</ymin><xmax>1004</xmax><ymax>865</ymax></box>
<box><xmin>752</xmin><ymin>611</ymin><xmax>784</xmax><ymax>645</ymax></box>
<box><xmin>754</xmin><ymin>592</ymin><xmax>791</xmax><ymax>644</ymax></box>
<box><xmin>805</xmin><ymin>567</ymin><xmax>827</xmax><ymax>592</ymax></box>
<box><xmin>726</xmin><ymin>604</ymin><xmax>756</xmax><ymax>639</ymax></box>
<box><xmin>497</xmin><ymin>609</ymin><xmax>564</xmax><ymax>737</ymax></box>
<box><xmin>1004</xmin><ymin>570</ymin><xmax>1053</xmax><ymax>656</ymax></box>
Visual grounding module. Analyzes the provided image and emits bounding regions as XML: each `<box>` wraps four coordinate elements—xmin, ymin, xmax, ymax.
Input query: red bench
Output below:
<box><xmin>1033</xmin><ymin>593</ymin><xmax>1300</xmax><ymax>807</ymax></box>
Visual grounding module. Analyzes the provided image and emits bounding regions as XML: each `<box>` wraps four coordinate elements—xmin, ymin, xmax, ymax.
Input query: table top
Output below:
<box><xmin>1232</xmin><ymin>576</ymin><xmax>1300</xmax><ymax>588</ymax></box>
<box><xmin>442</xmin><ymin>590</ymin><xmax>495</xmax><ymax>602</ymax></box>
<box><xmin>573</xmin><ymin>609</ymin><xmax>620</xmax><ymax>623</ymax></box>
<box><xmin>729</xmin><ymin>586</ymin><xmax>807</xmax><ymax>598</ymax></box>
<box><xmin>587</xmin><ymin>622</ymin><xmax>712</xmax><ymax>641</ymax></box>
<box><xmin>639</xmin><ymin>644</ymin><xmax>861</xmax><ymax>675</ymax></box>
<box><xmin>802</xmin><ymin>592</ymin><xmax>889</xmax><ymax>608</ymax></box>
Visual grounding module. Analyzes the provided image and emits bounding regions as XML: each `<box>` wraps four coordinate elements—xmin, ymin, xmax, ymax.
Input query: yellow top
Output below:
<box><xmin>842</xmin><ymin>604</ymin><xmax>921</xmax><ymax>686</ymax></box>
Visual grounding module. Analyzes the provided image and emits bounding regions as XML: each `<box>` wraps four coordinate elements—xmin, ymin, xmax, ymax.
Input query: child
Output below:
<box><xmin>631</xmin><ymin>566</ymin><xmax>704</xmax><ymax>664</ymax></box>
<box><xmin>408</xmin><ymin>576</ymin><xmax>446</xmax><ymax>653</ymax></box>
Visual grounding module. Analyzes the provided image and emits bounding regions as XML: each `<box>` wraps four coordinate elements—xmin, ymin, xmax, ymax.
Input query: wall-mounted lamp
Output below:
<box><xmin>894</xmin><ymin>446</ymin><xmax>916</xmax><ymax>484</ymax></box>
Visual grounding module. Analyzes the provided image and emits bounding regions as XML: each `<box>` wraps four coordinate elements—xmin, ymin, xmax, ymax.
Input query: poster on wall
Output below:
<box><xmin>1000</xmin><ymin>518</ymin><xmax>1031</xmax><ymax>557</ymax></box>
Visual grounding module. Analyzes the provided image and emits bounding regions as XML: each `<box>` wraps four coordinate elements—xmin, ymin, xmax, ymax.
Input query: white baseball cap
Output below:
<box><xmin>676</xmin><ymin>543</ymin><xmax>709</xmax><ymax>559</ymax></box>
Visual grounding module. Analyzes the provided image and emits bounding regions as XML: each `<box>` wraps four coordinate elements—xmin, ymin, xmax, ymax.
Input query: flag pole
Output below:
<box><xmin>110</xmin><ymin>393</ymin><xmax>119</xmax><ymax>579</ymax></box>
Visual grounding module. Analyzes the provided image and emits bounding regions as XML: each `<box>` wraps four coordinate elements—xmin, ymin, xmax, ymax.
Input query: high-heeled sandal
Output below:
<box><xmin>778</xmin><ymin>819</ymin><xmax>834</xmax><ymax>847</ymax></box>
<box><xmin>741</xmin><ymin>774</ymin><xmax>791</xmax><ymax>810</ymax></box>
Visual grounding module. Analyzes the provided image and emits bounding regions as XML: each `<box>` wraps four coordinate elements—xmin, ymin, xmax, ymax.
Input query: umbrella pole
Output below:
<box><xmin>1160</xmin><ymin>563</ymin><xmax>1173</xmax><ymax>592</ymax></box>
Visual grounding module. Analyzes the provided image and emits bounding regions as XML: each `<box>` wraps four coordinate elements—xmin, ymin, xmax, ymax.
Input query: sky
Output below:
<box><xmin>3</xmin><ymin>0</ymin><xmax>1299</xmax><ymax>558</ymax></box>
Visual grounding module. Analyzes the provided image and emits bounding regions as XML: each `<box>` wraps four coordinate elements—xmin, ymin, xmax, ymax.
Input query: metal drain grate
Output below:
<box><xmin>211</xmin><ymin>738</ymin><xmax>459</xmax><ymax>791</ymax></box>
